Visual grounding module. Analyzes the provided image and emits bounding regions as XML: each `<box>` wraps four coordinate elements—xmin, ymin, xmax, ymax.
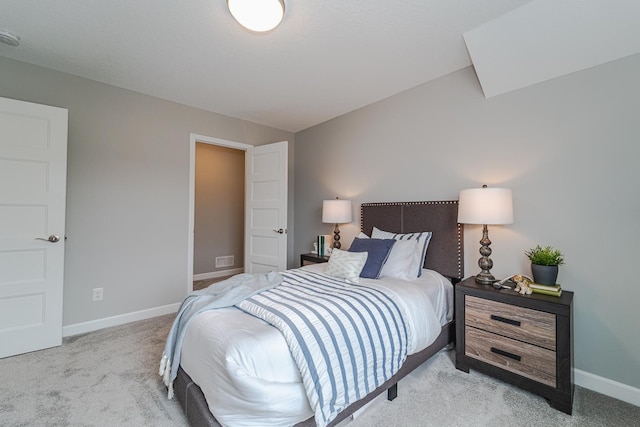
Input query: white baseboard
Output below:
<box><xmin>62</xmin><ymin>303</ymin><xmax>181</xmax><ymax>337</ymax></box>
<box><xmin>575</xmin><ymin>368</ymin><xmax>640</xmax><ymax>407</ymax></box>
<box><xmin>64</xmin><ymin>269</ymin><xmax>245</xmax><ymax>336</ymax></box>
<box><xmin>193</xmin><ymin>268</ymin><xmax>243</xmax><ymax>281</ymax></box>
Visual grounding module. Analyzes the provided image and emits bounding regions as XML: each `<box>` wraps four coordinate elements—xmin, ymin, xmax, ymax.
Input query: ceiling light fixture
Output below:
<box><xmin>0</xmin><ymin>30</ymin><xmax>20</xmax><ymax>47</ymax></box>
<box><xmin>227</xmin><ymin>0</ymin><xmax>285</xmax><ymax>32</ymax></box>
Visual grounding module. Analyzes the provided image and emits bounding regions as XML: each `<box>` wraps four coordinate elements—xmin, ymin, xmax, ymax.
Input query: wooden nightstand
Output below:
<box><xmin>300</xmin><ymin>252</ymin><xmax>330</xmax><ymax>266</ymax></box>
<box><xmin>455</xmin><ymin>277</ymin><xmax>574</xmax><ymax>414</ymax></box>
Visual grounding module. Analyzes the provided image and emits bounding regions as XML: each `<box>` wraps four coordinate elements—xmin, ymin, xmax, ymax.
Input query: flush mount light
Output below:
<box><xmin>227</xmin><ymin>0</ymin><xmax>285</xmax><ymax>32</ymax></box>
<box><xmin>0</xmin><ymin>30</ymin><xmax>20</xmax><ymax>46</ymax></box>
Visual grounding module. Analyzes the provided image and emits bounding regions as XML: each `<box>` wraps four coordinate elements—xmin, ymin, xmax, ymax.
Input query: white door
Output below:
<box><xmin>244</xmin><ymin>141</ymin><xmax>288</xmax><ymax>273</ymax></box>
<box><xmin>0</xmin><ymin>97</ymin><xmax>68</xmax><ymax>358</ymax></box>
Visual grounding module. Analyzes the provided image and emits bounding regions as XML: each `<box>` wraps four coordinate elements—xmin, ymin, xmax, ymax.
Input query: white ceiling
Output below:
<box><xmin>0</xmin><ymin>0</ymin><xmax>532</xmax><ymax>132</ymax></box>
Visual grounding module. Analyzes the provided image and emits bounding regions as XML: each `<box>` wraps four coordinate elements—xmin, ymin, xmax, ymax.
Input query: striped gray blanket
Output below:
<box><xmin>236</xmin><ymin>269</ymin><xmax>409</xmax><ymax>426</ymax></box>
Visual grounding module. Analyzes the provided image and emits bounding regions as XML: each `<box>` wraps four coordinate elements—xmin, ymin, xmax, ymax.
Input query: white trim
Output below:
<box><xmin>575</xmin><ymin>368</ymin><xmax>640</xmax><ymax>407</ymax></box>
<box><xmin>193</xmin><ymin>268</ymin><xmax>244</xmax><ymax>281</ymax></box>
<box><xmin>62</xmin><ymin>303</ymin><xmax>181</xmax><ymax>337</ymax></box>
<box><xmin>190</xmin><ymin>134</ymin><xmax>253</xmax><ymax>151</ymax></box>
<box><xmin>188</xmin><ymin>133</ymin><xmax>252</xmax><ymax>295</ymax></box>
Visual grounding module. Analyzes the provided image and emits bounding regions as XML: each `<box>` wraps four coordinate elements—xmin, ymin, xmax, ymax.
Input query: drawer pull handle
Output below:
<box><xmin>490</xmin><ymin>314</ymin><xmax>521</xmax><ymax>327</ymax></box>
<box><xmin>491</xmin><ymin>347</ymin><xmax>522</xmax><ymax>361</ymax></box>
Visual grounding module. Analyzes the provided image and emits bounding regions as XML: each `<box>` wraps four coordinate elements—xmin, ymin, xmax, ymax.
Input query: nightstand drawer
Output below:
<box><xmin>465</xmin><ymin>327</ymin><xmax>556</xmax><ymax>387</ymax></box>
<box><xmin>465</xmin><ymin>296</ymin><xmax>556</xmax><ymax>350</ymax></box>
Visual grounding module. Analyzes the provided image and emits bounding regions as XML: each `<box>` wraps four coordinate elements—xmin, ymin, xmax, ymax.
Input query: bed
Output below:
<box><xmin>172</xmin><ymin>200</ymin><xmax>463</xmax><ymax>427</ymax></box>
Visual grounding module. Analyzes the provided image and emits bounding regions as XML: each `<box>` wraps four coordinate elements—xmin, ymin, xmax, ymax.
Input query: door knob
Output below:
<box><xmin>273</xmin><ymin>228</ymin><xmax>286</xmax><ymax>234</ymax></box>
<box><xmin>35</xmin><ymin>235</ymin><xmax>60</xmax><ymax>243</ymax></box>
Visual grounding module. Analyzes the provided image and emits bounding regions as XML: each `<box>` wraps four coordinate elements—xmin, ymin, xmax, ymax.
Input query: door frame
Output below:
<box><xmin>188</xmin><ymin>134</ymin><xmax>252</xmax><ymax>293</ymax></box>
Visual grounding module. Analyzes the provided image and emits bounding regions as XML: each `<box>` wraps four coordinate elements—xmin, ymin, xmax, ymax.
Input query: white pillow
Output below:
<box><xmin>325</xmin><ymin>248</ymin><xmax>368</xmax><ymax>283</ymax></box>
<box><xmin>356</xmin><ymin>230</ymin><xmax>420</xmax><ymax>281</ymax></box>
<box><xmin>371</xmin><ymin>227</ymin><xmax>432</xmax><ymax>278</ymax></box>
<box><xmin>380</xmin><ymin>239</ymin><xmax>419</xmax><ymax>281</ymax></box>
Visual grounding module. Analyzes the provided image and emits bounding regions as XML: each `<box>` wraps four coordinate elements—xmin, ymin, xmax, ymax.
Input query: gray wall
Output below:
<box><xmin>294</xmin><ymin>54</ymin><xmax>640</xmax><ymax>389</ymax></box>
<box><xmin>0</xmin><ymin>56</ymin><xmax>295</xmax><ymax>326</ymax></box>
<box><xmin>194</xmin><ymin>143</ymin><xmax>244</xmax><ymax>275</ymax></box>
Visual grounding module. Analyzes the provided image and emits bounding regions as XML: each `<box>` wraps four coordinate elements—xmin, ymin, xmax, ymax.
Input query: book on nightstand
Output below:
<box><xmin>316</xmin><ymin>234</ymin><xmax>332</xmax><ymax>256</ymax></box>
<box><xmin>530</xmin><ymin>283</ymin><xmax>562</xmax><ymax>297</ymax></box>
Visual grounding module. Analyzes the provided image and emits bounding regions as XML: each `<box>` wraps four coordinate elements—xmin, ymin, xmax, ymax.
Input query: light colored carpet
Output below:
<box><xmin>2</xmin><ymin>314</ymin><xmax>187</xmax><ymax>426</ymax></box>
<box><xmin>2</xmin><ymin>313</ymin><xmax>638</xmax><ymax>426</ymax></box>
<box><xmin>348</xmin><ymin>350</ymin><xmax>639</xmax><ymax>427</ymax></box>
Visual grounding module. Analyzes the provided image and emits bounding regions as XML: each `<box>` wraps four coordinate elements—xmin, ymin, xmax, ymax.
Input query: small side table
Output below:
<box><xmin>455</xmin><ymin>276</ymin><xmax>574</xmax><ymax>414</ymax></box>
<box><xmin>300</xmin><ymin>252</ymin><xmax>330</xmax><ymax>266</ymax></box>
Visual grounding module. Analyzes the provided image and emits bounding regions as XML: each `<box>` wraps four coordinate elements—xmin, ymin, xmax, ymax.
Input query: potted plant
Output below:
<box><xmin>525</xmin><ymin>245</ymin><xmax>565</xmax><ymax>285</ymax></box>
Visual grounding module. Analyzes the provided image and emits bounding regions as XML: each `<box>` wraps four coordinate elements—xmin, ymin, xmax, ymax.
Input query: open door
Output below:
<box><xmin>244</xmin><ymin>141</ymin><xmax>288</xmax><ymax>273</ymax></box>
<box><xmin>0</xmin><ymin>97</ymin><xmax>68</xmax><ymax>358</ymax></box>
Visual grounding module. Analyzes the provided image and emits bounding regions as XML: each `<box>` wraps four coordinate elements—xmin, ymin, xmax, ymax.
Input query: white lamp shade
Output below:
<box><xmin>458</xmin><ymin>187</ymin><xmax>513</xmax><ymax>225</ymax></box>
<box><xmin>227</xmin><ymin>0</ymin><xmax>285</xmax><ymax>32</ymax></box>
<box><xmin>322</xmin><ymin>199</ymin><xmax>353</xmax><ymax>224</ymax></box>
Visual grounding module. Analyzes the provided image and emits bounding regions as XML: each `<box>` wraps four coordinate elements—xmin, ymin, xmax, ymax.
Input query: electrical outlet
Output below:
<box><xmin>92</xmin><ymin>287</ymin><xmax>104</xmax><ymax>302</ymax></box>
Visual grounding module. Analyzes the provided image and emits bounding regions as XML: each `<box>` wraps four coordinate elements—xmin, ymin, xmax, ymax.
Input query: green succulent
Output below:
<box><xmin>525</xmin><ymin>245</ymin><xmax>565</xmax><ymax>266</ymax></box>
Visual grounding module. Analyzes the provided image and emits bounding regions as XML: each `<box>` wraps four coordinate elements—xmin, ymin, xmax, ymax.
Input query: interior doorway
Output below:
<box><xmin>187</xmin><ymin>134</ymin><xmax>289</xmax><ymax>293</ymax></box>
<box><xmin>193</xmin><ymin>142</ymin><xmax>245</xmax><ymax>287</ymax></box>
<box><xmin>188</xmin><ymin>135</ymin><xmax>252</xmax><ymax>292</ymax></box>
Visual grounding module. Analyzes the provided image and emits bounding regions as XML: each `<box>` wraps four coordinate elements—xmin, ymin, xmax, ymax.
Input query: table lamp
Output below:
<box><xmin>458</xmin><ymin>185</ymin><xmax>513</xmax><ymax>285</ymax></box>
<box><xmin>322</xmin><ymin>198</ymin><xmax>352</xmax><ymax>249</ymax></box>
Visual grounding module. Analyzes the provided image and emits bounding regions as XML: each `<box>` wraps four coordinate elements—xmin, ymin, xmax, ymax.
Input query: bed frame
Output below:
<box><xmin>174</xmin><ymin>200</ymin><xmax>463</xmax><ymax>426</ymax></box>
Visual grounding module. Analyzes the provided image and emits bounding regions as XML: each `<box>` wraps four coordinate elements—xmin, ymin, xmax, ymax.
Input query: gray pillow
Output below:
<box><xmin>325</xmin><ymin>249</ymin><xmax>368</xmax><ymax>283</ymax></box>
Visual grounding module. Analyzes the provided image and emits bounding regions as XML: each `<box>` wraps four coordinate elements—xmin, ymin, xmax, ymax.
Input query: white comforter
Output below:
<box><xmin>180</xmin><ymin>264</ymin><xmax>453</xmax><ymax>427</ymax></box>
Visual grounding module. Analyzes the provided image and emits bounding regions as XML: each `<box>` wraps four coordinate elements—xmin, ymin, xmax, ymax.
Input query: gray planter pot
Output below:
<box><xmin>531</xmin><ymin>264</ymin><xmax>559</xmax><ymax>285</ymax></box>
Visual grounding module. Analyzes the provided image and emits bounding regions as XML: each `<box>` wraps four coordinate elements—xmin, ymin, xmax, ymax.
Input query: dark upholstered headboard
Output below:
<box><xmin>360</xmin><ymin>201</ymin><xmax>463</xmax><ymax>280</ymax></box>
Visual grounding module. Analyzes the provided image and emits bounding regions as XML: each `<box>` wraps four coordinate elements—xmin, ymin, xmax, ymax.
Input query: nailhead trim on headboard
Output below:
<box><xmin>360</xmin><ymin>200</ymin><xmax>463</xmax><ymax>280</ymax></box>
